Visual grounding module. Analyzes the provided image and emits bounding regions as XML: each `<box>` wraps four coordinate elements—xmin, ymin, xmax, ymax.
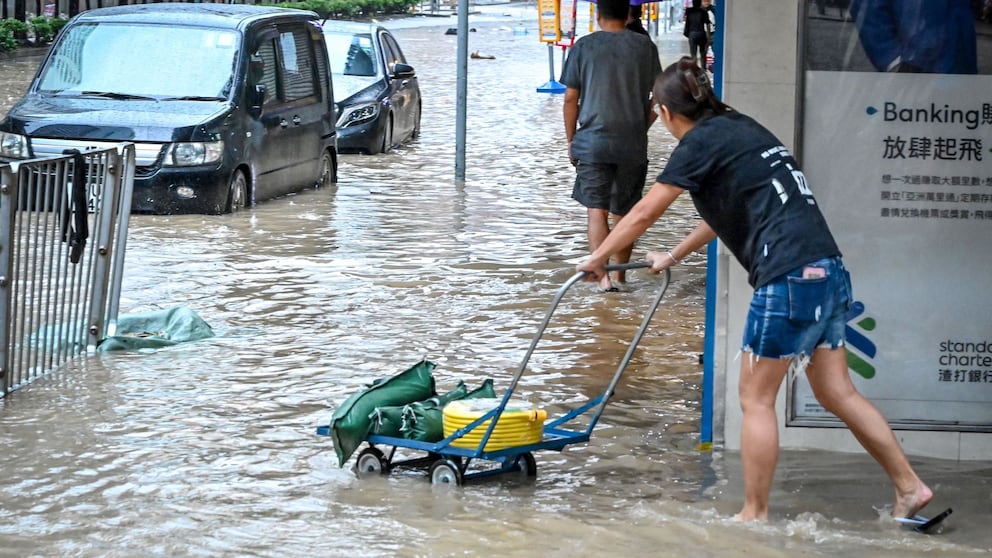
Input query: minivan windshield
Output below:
<box><xmin>37</xmin><ymin>22</ymin><xmax>240</xmax><ymax>99</ymax></box>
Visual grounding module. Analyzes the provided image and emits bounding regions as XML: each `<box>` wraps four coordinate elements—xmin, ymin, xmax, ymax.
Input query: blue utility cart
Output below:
<box><xmin>317</xmin><ymin>264</ymin><xmax>671</xmax><ymax>485</ymax></box>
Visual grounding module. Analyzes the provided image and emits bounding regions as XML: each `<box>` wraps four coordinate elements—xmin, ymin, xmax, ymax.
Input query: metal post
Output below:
<box><xmin>454</xmin><ymin>0</ymin><xmax>468</xmax><ymax>181</ymax></box>
<box><xmin>0</xmin><ymin>166</ymin><xmax>13</xmax><ymax>395</ymax></box>
<box><xmin>536</xmin><ymin>43</ymin><xmax>566</xmax><ymax>93</ymax></box>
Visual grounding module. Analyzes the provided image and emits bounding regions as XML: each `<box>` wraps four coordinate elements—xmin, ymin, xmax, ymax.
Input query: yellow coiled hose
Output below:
<box><xmin>443</xmin><ymin>398</ymin><xmax>547</xmax><ymax>451</ymax></box>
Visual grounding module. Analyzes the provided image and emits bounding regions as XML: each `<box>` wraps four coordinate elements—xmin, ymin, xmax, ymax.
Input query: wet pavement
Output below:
<box><xmin>1</xmin><ymin>4</ymin><xmax>991</xmax><ymax>557</ymax></box>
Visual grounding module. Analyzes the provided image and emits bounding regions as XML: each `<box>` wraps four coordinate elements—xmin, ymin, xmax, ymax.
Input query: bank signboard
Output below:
<box><xmin>795</xmin><ymin>1</ymin><xmax>992</xmax><ymax>429</ymax></box>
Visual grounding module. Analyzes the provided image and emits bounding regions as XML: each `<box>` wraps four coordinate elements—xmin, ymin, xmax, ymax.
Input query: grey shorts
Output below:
<box><xmin>571</xmin><ymin>160</ymin><xmax>647</xmax><ymax>216</ymax></box>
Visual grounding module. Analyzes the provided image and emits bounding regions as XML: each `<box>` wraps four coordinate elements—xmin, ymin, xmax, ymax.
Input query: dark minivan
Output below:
<box><xmin>0</xmin><ymin>4</ymin><xmax>337</xmax><ymax>214</ymax></box>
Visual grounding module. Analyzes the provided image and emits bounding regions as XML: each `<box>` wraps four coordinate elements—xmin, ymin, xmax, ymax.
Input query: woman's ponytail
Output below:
<box><xmin>653</xmin><ymin>56</ymin><xmax>731</xmax><ymax>122</ymax></box>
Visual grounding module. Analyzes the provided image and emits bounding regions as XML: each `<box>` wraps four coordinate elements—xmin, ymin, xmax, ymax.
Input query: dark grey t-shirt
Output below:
<box><xmin>560</xmin><ymin>30</ymin><xmax>661</xmax><ymax>164</ymax></box>
<box><xmin>657</xmin><ymin>112</ymin><xmax>841</xmax><ymax>288</ymax></box>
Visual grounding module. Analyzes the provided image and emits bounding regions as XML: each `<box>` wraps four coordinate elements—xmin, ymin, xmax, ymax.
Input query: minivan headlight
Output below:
<box><xmin>164</xmin><ymin>141</ymin><xmax>224</xmax><ymax>166</ymax></box>
<box><xmin>337</xmin><ymin>103</ymin><xmax>379</xmax><ymax>128</ymax></box>
<box><xmin>0</xmin><ymin>131</ymin><xmax>29</xmax><ymax>159</ymax></box>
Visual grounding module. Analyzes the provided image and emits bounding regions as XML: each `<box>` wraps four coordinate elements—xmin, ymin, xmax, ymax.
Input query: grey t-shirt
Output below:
<box><xmin>560</xmin><ymin>30</ymin><xmax>661</xmax><ymax>164</ymax></box>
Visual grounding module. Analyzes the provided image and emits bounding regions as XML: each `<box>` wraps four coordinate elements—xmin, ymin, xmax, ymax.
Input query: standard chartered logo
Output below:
<box><xmin>845</xmin><ymin>301</ymin><xmax>877</xmax><ymax>379</ymax></box>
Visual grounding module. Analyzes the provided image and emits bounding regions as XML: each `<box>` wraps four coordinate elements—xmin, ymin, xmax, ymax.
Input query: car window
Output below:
<box><xmin>254</xmin><ymin>26</ymin><xmax>318</xmax><ymax>108</ymax></box>
<box><xmin>37</xmin><ymin>22</ymin><xmax>239</xmax><ymax>98</ymax></box>
<box><xmin>255</xmin><ymin>41</ymin><xmax>280</xmax><ymax>106</ymax></box>
<box><xmin>380</xmin><ymin>33</ymin><xmax>407</xmax><ymax>74</ymax></box>
<box><xmin>325</xmin><ymin>32</ymin><xmax>378</xmax><ymax>77</ymax></box>
<box><xmin>277</xmin><ymin>28</ymin><xmax>317</xmax><ymax>101</ymax></box>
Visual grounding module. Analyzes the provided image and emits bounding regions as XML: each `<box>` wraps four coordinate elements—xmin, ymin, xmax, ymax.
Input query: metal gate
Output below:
<box><xmin>0</xmin><ymin>144</ymin><xmax>134</xmax><ymax>396</ymax></box>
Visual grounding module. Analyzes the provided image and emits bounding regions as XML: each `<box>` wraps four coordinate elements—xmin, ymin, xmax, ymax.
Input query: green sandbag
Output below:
<box><xmin>398</xmin><ymin>381</ymin><xmax>468</xmax><ymax>441</ymax></box>
<box><xmin>368</xmin><ymin>404</ymin><xmax>406</xmax><ymax>438</ymax></box>
<box><xmin>402</xmin><ymin>378</ymin><xmax>496</xmax><ymax>442</ymax></box>
<box><xmin>371</xmin><ymin>381</ymin><xmax>467</xmax><ymax>438</ymax></box>
<box><xmin>330</xmin><ymin>360</ymin><xmax>436</xmax><ymax>466</ymax></box>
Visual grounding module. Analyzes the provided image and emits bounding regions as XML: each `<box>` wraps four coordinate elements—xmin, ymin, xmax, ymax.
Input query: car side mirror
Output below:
<box><xmin>392</xmin><ymin>63</ymin><xmax>415</xmax><ymax>79</ymax></box>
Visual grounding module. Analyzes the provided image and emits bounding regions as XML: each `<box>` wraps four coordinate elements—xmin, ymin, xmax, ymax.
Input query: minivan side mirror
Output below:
<box><xmin>392</xmin><ymin>63</ymin><xmax>415</xmax><ymax>79</ymax></box>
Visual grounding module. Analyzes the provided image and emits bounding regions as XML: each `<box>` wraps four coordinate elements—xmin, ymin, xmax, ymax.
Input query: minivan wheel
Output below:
<box><xmin>316</xmin><ymin>150</ymin><xmax>336</xmax><ymax>189</ymax></box>
<box><xmin>227</xmin><ymin>169</ymin><xmax>248</xmax><ymax>213</ymax></box>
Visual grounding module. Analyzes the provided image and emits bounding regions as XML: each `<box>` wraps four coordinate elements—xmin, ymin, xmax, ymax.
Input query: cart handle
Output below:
<box><xmin>561</xmin><ymin>260</ymin><xmax>654</xmax><ymax>293</ymax></box>
<box><xmin>602</xmin><ymin>261</ymin><xmax>652</xmax><ymax>272</ymax></box>
<box><xmin>473</xmin><ymin>262</ymin><xmax>670</xmax><ymax>450</ymax></box>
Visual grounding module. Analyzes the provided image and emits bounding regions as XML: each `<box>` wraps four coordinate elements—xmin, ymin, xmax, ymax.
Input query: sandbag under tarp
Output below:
<box><xmin>330</xmin><ymin>360</ymin><xmax>437</xmax><ymax>466</ymax></box>
<box><xmin>368</xmin><ymin>381</ymin><xmax>469</xmax><ymax>438</ymax></box>
<box><xmin>97</xmin><ymin>306</ymin><xmax>215</xmax><ymax>352</ymax></box>
<box><xmin>368</xmin><ymin>404</ymin><xmax>406</xmax><ymax>438</ymax></box>
<box><xmin>402</xmin><ymin>378</ymin><xmax>496</xmax><ymax>443</ymax></box>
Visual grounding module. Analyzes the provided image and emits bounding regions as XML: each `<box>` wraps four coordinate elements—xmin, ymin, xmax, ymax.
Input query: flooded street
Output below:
<box><xmin>2</xmin><ymin>5</ymin><xmax>991</xmax><ymax>557</ymax></box>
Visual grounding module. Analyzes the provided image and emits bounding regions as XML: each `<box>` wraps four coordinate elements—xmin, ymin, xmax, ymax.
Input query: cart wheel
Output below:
<box><xmin>355</xmin><ymin>447</ymin><xmax>387</xmax><ymax>478</ymax></box>
<box><xmin>512</xmin><ymin>452</ymin><xmax>537</xmax><ymax>477</ymax></box>
<box><xmin>429</xmin><ymin>459</ymin><xmax>462</xmax><ymax>486</ymax></box>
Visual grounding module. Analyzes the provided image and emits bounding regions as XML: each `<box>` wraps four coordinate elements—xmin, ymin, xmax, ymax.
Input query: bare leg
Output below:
<box><xmin>587</xmin><ymin>207</ymin><xmax>614</xmax><ymax>290</ymax></box>
<box><xmin>735</xmin><ymin>353</ymin><xmax>790</xmax><ymax>521</ymax></box>
<box><xmin>609</xmin><ymin>212</ymin><xmax>634</xmax><ymax>284</ymax></box>
<box><xmin>805</xmin><ymin>347</ymin><xmax>933</xmax><ymax>518</ymax></box>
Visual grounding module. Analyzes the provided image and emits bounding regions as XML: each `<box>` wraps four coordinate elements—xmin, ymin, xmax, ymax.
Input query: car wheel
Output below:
<box><xmin>411</xmin><ymin>102</ymin><xmax>422</xmax><ymax>139</ymax></box>
<box><xmin>315</xmin><ymin>149</ymin><xmax>336</xmax><ymax>189</ymax></box>
<box><xmin>379</xmin><ymin>114</ymin><xmax>393</xmax><ymax>154</ymax></box>
<box><xmin>226</xmin><ymin>169</ymin><xmax>248</xmax><ymax>213</ymax></box>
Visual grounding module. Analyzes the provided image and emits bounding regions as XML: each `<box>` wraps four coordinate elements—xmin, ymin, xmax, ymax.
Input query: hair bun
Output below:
<box><xmin>681</xmin><ymin>69</ymin><xmax>710</xmax><ymax>102</ymax></box>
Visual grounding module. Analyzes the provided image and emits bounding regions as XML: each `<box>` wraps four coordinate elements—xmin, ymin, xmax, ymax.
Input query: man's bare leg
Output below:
<box><xmin>734</xmin><ymin>354</ymin><xmax>790</xmax><ymax>521</ymax></box>
<box><xmin>805</xmin><ymin>348</ymin><xmax>933</xmax><ymax>518</ymax></box>
<box><xmin>587</xmin><ymin>207</ymin><xmax>615</xmax><ymax>291</ymax></box>
<box><xmin>609</xmin><ymin>212</ymin><xmax>634</xmax><ymax>284</ymax></box>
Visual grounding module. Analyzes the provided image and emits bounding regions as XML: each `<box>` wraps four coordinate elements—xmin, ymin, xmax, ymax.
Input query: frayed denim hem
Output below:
<box><xmin>739</xmin><ymin>341</ymin><xmax>847</xmax><ymax>375</ymax></box>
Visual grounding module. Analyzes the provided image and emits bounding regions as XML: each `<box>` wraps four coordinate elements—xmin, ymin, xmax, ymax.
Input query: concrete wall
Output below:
<box><xmin>716</xmin><ymin>0</ymin><xmax>992</xmax><ymax>460</ymax></box>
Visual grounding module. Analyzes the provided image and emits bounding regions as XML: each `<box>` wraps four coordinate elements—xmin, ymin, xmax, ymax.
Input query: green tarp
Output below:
<box><xmin>32</xmin><ymin>306</ymin><xmax>214</xmax><ymax>353</ymax></box>
<box><xmin>98</xmin><ymin>306</ymin><xmax>215</xmax><ymax>352</ymax></box>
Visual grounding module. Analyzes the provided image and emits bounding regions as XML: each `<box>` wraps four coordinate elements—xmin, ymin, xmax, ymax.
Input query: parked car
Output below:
<box><xmin>0</xmin><ymin>4</ymin><xmax>338</xmax><ymax>215</ymax></box>
<box><xmin>321</xmin><ymin>21</ymin><xmax>421</xmax><ymax>154</ymax></box>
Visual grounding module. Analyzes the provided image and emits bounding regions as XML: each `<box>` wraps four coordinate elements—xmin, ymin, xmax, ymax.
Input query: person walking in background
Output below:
<box><xmin>561</xmin><ymin>0</ymin><xmax>662</xmax><ymax>292</ymax></box>
<box><xmin>627</xmin><ymin>4</ymin><xmax>650</xmax><ymax>36</ymax></box>
<box><xmin>702</xmin><ymin>0</ymin><xmax>716</xmax><ymax>43</ymax></box>
<box><xmin>577</xmin><ymin>56</ymin><xmax>934</xmax><ymax>522</ymax></box>
<box><xmin>683</xmin><ymin>0</ymin><xmax>711</xmax><ymax>68</ymax></box>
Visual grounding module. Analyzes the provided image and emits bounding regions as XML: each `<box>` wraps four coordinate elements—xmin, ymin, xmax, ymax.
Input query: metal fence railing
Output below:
<box><xmin>0</xmin><ymin>144</ymin><xmax>134</xmax><ymax>396</ymax></box>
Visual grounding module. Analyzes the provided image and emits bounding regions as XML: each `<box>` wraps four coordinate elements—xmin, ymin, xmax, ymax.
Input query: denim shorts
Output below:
<box><xmin>741</xmin><ymin>257</ymin><xmax>852</xmax><ymax>360</ymax></box>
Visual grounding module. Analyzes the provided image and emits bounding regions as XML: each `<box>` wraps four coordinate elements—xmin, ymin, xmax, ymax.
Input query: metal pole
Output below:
<box><xmin>454</xmin><ymin>0</ymin><xmax>469</xmax><ymax>181</ymax></box>
<box><xmin>547</xmin><ymin>43</ymin><xmax>555</xmax><ymax>82</ymax></box>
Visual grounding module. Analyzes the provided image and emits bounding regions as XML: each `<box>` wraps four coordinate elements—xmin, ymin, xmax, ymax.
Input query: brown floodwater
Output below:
<box><xmin>1</xmin><ymin>5</ymin><xmax>989</xmax><ymax>557</ymax></box>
